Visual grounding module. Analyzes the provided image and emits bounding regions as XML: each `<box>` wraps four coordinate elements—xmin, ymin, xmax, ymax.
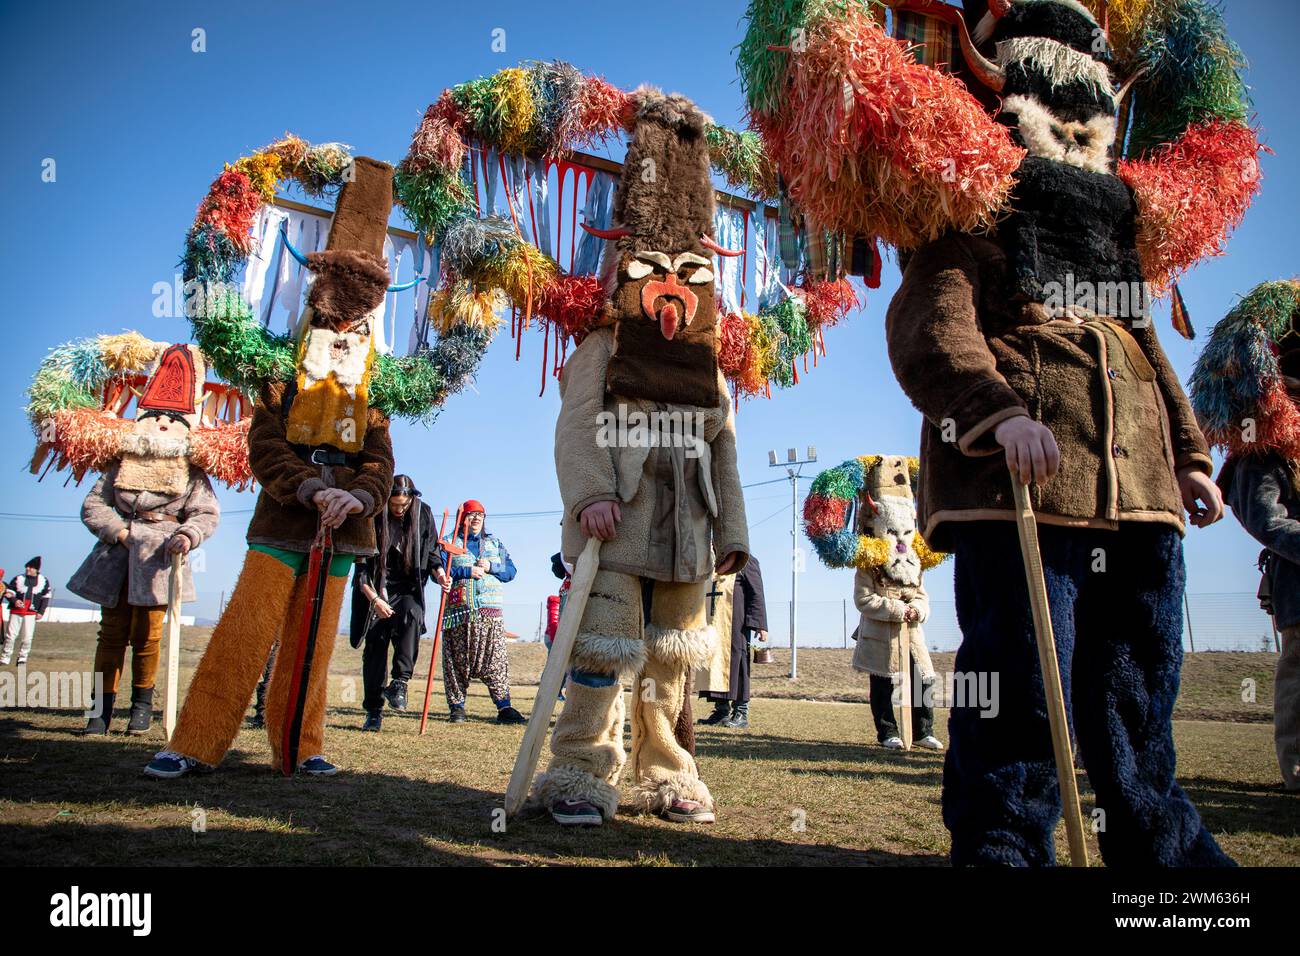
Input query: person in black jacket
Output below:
<box><xmin>351</xmin><ymin>475</ymin><xmax>447</xmax><ymax>731</ymax></box>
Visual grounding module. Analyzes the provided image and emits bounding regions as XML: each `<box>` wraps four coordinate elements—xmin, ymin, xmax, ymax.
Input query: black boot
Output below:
<box><xmin>127</xmin><ymin>687</ymin><xmax>154</xmax><ymax>735</ymax></box>
<box><xmin>83</xmin><ymin>691</ymin><xmax>116</xmax><ymax>735</ymax></box>
<box><xmin>382</xmin><ymin>679</ymin><xmax>408</xmax><ymax>711</ymax></box>
<box><xmin>361</xmin><ymin>709</ymin><xmax>383</xmax><ymax>732</ymax></box>
<box><xmin>248</xmin><ymin>676</ymin><xmax>269</xmax><ymax>728</ymax></box>
<box><xmin>698</xmin><ymin>700</ymin><xmax>730</xmax><ymax>725</ymax></box>
<box><xmin>721</xmin><ymin>702</ymin><xmax>749</xmax><ymax>729</ymax></box>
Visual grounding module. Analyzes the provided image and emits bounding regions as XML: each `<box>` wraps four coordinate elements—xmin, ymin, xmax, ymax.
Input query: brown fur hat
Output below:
<box><xmin>612</xmin><ymin>87</ymin><xmax>716</xmax><ymax>255</ymax></box>
<box><xmin>327</xmin><ymin>157</ymin><xmax>394</xmax><ymax>259</ymax></box>
<box><xmin>601</xmin><ymin>88</ymin><xmax>723</xmax><ymax>408</ymax></box>
<box><xmin>305</xmin><ymin>249</ymin><xmax>389</xmax><ymax>330</ymax></box>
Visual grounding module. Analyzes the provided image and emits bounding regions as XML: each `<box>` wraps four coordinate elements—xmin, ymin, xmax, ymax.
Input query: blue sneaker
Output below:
<box><xmin>298</xmin><ymin>756</ymin><xmax>339</xmax><ymax>776</ymax></box>
<box><xmin>143</xmin><ymin>751</ymin><xmax>202</xmax><ymax>779</ymax></box>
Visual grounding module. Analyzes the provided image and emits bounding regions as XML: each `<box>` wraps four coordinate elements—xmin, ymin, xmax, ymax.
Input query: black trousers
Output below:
<box><xmin>868</xmin><ymin>659</ymin><xmax>933</xmax><ymax>743</ymax></box>
<box><xmin>362</xmin><ymin>592</ymin><xmax>423</xmax><ymax>712</ymax></box>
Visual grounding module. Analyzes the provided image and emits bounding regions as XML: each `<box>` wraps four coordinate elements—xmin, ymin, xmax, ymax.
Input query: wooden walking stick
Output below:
<box><xmin>898</xmin><ymin>630</ymin><xmax>914</xmax><ymax>751</ymax></box>
<box><xmin>505</xmin><ymin>536</ymin><xmax>602</xmax><ymax>817</ymax></box>
<box><xmin>418</xmin><ymin>507</ymin><xmax>466</xmax><ymax>735</ymax></box>
<box><xmin>1011</xmin><ymin>480</ymin><xmax>1089</xmax><ymax>867</ymax></box>
<box><xmin>162</xmin><ymin>552</ymin><xmax>183</xmax><ymax>740</ymax></box>
<box><xmin>281</xmin><ymin>523</ymin><xmax>333</xmax><ymax>776</ymax></box>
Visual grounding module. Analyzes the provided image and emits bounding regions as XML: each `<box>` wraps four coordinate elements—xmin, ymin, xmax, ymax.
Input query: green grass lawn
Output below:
<box><xmin>0</xmin><ymin>624</ymin><xmax>1295</xmax><ymax>866</ymax></box>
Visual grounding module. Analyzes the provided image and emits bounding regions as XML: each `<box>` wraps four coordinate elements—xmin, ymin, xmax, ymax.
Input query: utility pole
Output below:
<box><xmin>769</xmin><ymin>446</ymin><xmax>817</xmax><ymax>680</ymax></box>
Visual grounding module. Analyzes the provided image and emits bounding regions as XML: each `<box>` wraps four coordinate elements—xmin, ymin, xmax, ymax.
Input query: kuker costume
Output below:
<box><xmin>25</xmin><ymin>331</ymin><xmax>251</xmax><ymax>729</ymax></box>
<box><xmin>68</xmin><ymin>345</ymin><xmax>222</xmax><ymax>734</ymax></box>
<box><xmin>743</xmin><ymin>0</ymin><xmax>1261</xmax><ymax>864</ymax></box>
<box><xmin>1191</xmin><ymin>280</ymin><xmax>1300</xmax><ymax>790</ymax></box>
<box><xmin>804</xmin><ymin>456</ymin><xmax>948</xmax><ymax>747</ymax></box>
<box><xmin>149</xmin><ymin>157</ymin><xmax>397</xmax><ymax>777</ymax></box>
<box><xmin>532</xmin><ymin>90</ymin><xmax>750</xmax><ymax>823</ymax></box>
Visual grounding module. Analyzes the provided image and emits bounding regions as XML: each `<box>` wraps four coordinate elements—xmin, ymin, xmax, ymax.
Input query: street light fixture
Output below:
<box><xmin>768</xmin><ymin>445</ymin><xmax>817</xmax><ymax>680</ymax></box>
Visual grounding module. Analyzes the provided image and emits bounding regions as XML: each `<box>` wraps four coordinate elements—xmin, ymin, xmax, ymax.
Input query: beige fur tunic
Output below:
<box><xmin>556</xmin><ymin>327</ymin><xmax>749</xmax><ymax>582</ymax></box>
<box><xmin>68</xmin><ymin>462</ymin><xmax>220</xmax><ymax>608</ymax></box>
<box><xmin>851</xmin><ymin>567</ymin><xmax>935</xmax><ymax>681</ymax></box>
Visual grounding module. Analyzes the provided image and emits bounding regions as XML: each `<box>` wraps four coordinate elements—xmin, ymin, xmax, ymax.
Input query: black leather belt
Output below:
<box><xmin>297</xmin><ymin>445</ymin><xmax>360</xmax><ymax>468</ymax></box>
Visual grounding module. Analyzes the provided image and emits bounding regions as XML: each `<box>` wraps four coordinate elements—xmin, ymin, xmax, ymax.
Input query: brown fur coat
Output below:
<box><xmin>886</xmin><ymin>231</ymin><xmax>1211</xmax><ymax>551</ymax></box>
<box><xmin>244</xmin><ymin>380</ymin><xmax>393</xmax><ymax>555</ymax></box>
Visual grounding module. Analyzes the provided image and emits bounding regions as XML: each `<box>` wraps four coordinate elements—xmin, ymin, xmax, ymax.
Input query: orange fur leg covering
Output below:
<box><xmin>168</xmin><ymin>551</ymin><xmax>296</xmax><ymax>766</ymax></box>
<box><xmin>264</xmin><ymin>573</ymin><xmax>348</xmax><ymax>770</ymax></box>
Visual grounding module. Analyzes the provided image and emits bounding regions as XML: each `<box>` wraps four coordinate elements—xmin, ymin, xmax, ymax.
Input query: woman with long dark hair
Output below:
<box><xmin>351</xmin><ymin>475</ymin><xmax>447</xmax><ymax>731</ymax></box>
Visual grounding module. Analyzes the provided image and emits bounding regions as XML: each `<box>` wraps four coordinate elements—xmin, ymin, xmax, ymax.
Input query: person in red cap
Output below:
<box><xmin>439</xmin><ymin>500</ymin><xmax>522</xmax><ymax>723</ymax></box>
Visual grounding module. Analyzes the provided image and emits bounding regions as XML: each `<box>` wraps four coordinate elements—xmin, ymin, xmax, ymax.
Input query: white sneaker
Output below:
<box><xmin>916</xmin><ymin>735</ymin><xmax>945</xmax><ymax>751</ymax></box>
<box><xmin>882</xmin><ymin>736</ymin><xmax>905</xmax><ymax>750</ymax></box>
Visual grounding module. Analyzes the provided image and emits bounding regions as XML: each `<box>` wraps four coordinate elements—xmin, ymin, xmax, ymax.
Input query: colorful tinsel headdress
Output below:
<box><xmin>739</xmin><ymin>0</ymin><xmax>1264</xmax><ymax>311</ymax></box>
<box><xmin>1190</xmin><ymin>280</ymin><xmax>1300</xmax><ymax>463</ymax></box>
<box><xmin>802</xmin><ymin>455</ymin><xmax>948</xmax><ymax>572</ymax></box>
<box><xmin>26</xmin><ymin>333</ymin><xmax>254</xmax><ymax>490</ymax></box>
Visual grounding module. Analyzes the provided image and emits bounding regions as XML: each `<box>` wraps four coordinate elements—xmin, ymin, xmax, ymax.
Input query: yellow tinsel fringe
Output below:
<box><xmin>476</xmin><ymin>244</ymin><xmax>559</xmax><ymax>313</ymax></box>
<box><xmin>233</xmin><ymin>151</ymin><xmax>285</xmax><ymax>202</ymax></box>
<box><xmin>427</xmin><ymin>283</ymin><xmax>507</xmax><ymax>334</ymax></box>
<box><xmin>98</xmin><ymin>332</ymin><xmax>165</xmax><ymax>373</ymax></box>
<box><xmin>912</xmin><ymin>534</ymin><xmax>949</xmax><ymax>571</ymax></box>
<box><xmin>494</xmin><ymin>67</ymin><xmax>538</xmax><ymax>157</ymax></box>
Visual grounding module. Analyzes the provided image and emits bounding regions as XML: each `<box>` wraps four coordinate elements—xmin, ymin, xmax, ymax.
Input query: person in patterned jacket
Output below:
<box><xmin>439</xmin><ymin>500</ymin><xmax>523</xmax><ymax>725</ymax></box>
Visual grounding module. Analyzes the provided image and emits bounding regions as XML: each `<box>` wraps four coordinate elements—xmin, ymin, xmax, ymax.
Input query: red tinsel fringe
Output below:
<box><xmin>1118</xmin><ymin>120</ymin><xmax>1264</xmax><ymax>295</ymax></box>
<box><xmin>536</xmin><ymin>273</ymin><xmax>605</xmax><ymax>340</ymax></box>
<box><xmin>195</xmin><ymin>168</ymin><xmax>261</xmax><ymax>255</ymax></box>
<box><xmin>759</xmin><ymin>6</ymin><xmax>1023</xmax><ymax>249</ymax></box>
<box><xmin>189</xmin><ymin>417</ymin><xmax>254</xmax><ymax>491</ymax></box>
<box><xmin>407</xmin><ymin>91</ymin><xmax>469</xmax><ymax>173</ymax></box>
<box><xmin>50</xmin><ymin>409</ymin><xmax>133</xmax><ymax>475</ymax></box>
<box><xmin>802</xmin><ymin>495</ymin><xmax>848</xmax><ymax>538</ymax></box>
<box><xmin>800</xmin><ymin>279</ymin><xmax>860</xmax><ymax>330</ymax></box>
<box><xmin>717</xmin><ymin>312</ymin><xmax>752</xmax><ymax>380</ymax></box>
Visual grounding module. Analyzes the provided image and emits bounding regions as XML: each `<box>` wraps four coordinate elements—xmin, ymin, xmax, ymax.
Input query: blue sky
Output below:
<box><xmin>1</xmin><ymin>0</ymin><xmax>1294</xmax><ymax>649</ymax></box>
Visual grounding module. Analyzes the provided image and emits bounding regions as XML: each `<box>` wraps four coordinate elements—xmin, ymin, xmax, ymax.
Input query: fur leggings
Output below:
<box><xmin>944</xmin><ymin>521</ymin><xmax>1234</xmax><ymax>867</ymax></box>
<box><xmin>531</xmin><ymin>571</ymin><xmax>715</xmax><ymax>819</ymax></box>
<box><xmin>168</xmin><ymin>550</ymin><xmax>347</xmax><ymax>770</ymax></box>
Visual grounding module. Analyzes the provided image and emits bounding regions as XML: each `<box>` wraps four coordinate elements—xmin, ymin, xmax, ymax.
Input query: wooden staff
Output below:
<box><xmin>162</xmin><ymin>552</ymin><xmax>183</xmax><ymax>740</ymax></box>
<box><xmin>1012</xmin><ymin>480</ymin><xmax>1089</xmax><ymax>867</ymax></box>
<box><xmin>505</xmin><ymin>536</ymin><xmax>601</xmax><ymax>817</ymax></box>
<box><xmin>418</xmin><ymin>507</ymin><xmax>465</xmax><ymax>735</ymax></box>
<box><xmin>898</xmin><ymin>629</ymin><xmax>913</xmax><ymax>751</ymax></box>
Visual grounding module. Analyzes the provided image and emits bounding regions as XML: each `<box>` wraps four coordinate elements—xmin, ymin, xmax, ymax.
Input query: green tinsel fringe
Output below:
<box><xmin>706</xmin><ymin>125</ymin><xmax>778</xmax><ymax>202</ymax></box>
<box><xmin>394</xmin><ymin>164</ymin><xmax>475</xmax><ymax>242</ymax></box>
<box><xmin>370</xmin><ymin>354</ymin><xmax>447</xmax><ymax>423</ymax></box>
<box><xmin>26</xmin><ymin>366</ymin><xmax>99</xmax><ymax>423</ymax></box>
<box><xmin>190</xmin><ymin>288</ymin><xmax>296</xmax><ymax>393</ymax></box>
<box><xmin>1128</xmin><ymin>0</ymin><xmax>1250</xmax><ymax>156</ymax></box>
<box><xmin>738</xmin><ymin>0</ymin><xmax>877</xmax><ymax>119</ymax></box>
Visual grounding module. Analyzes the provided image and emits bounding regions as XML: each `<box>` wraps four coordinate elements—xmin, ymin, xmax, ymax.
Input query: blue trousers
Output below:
<box><xmin>944</xmin><ymin>521</ymin><xmax>1233</xmax><ymax>867</ymax></box>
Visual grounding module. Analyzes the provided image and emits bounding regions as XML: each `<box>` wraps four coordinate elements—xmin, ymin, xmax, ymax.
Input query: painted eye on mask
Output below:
<box><xmin>626</xmin><ymin>251</ymin><xmax>715</xmax><ymax>285</ymax></box>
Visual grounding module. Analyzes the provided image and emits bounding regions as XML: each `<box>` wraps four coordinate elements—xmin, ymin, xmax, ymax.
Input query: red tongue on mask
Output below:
<box><xmin>659</xmin><ymin>303</ymin><xmax>680</xmax><ymax>340</ymax></box>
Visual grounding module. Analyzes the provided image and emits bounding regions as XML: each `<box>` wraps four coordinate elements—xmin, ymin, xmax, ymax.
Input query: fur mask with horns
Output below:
<box><xmin>585</xmin><ymin>88</ymin><xmax>742</xmax><ymax>408</ymax></box>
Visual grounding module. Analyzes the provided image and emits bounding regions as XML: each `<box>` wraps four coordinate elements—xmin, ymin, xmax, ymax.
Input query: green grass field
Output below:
<box><xmin>1</xmin><ymin>623</ymin><xmax>1295</xmax><ymax>866</ymax></box>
